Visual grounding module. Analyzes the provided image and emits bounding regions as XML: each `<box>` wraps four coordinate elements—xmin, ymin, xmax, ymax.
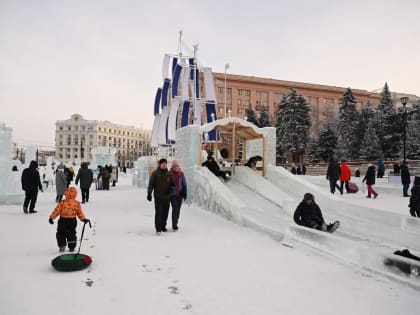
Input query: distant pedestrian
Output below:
<box><xmin>377</xmin><ymin>160</ymin><xmax>385</xmax><ymax>178</ymax></box>
<box><xmin>339</xmin><ymin>159</ymin><xmax>351</xmax><ymax>194</ymax></box>
<box><xmin>362</xmin><ymin>163</ymin><xmax>378</xmax><ymax>198</ymax></box>
<box><xmin>64</xmin><ymin>166</ymin><xmax>74</xmax><ymax>187</ymax></box>
<box><xmin>355</xmin><ymin>168</ymin><xmax>361</xmax><ymax>177</ymax></box>
<box><xmin>147</xmin><ymin>158</ymin><xmax>174</xmax><ymax>234</ymax></box>
<box><xmin>21</xmin><ymin>160</ymin><xmax>43</xmax><ymax>214</ymax></box>
<box><xmin>297</xmin><ymin>165</ymin><xmax>302</xmax><ymax>175</ymax></box>
<box><xmin>99</xmin><ymin>165</ymin><xmax>111</xmax><ymax>190</ymax></box>
<box><xmin>291</xmin><ymin>164</ymin><xmax>297</xmax><ymax>175</ymax></box>
<box><xmin>409</xmin><ymin>176</ymin><xmax>420</xmax><ymax>217</ymax></box>
<box><xmin>393</xmin><ymin>163</ymin><xmax>400</xmax><ymax>175</ymax></box>
<box><xmin>302</xmin><ymin>164</ymin><xmax>307</xmax><ymax>175</ymax></box>
<box><xmin>55</xmin><ymin>163</ymin><xmax>67</xmax><ymax>202</ymax></box>
<box><xmin>169</xmin><ymin>160</ymin><xmax>187</xmax><ymax>231</ymax></box>
<box><xmin>75</xmin><ymin>162</ymin><xmax>93</xmax><ymax>204</ymax></box>
<box><xmin>401</xmin><ymin>163</ymin><xmax>411</xmax><ymax>197</ymax></box>
<box><xmin>111</xmin><ymin>165</ymin><xmax>118</xmax><ymax>187</ymax></box>
<box><xmin>326</xmin><ymin>157</ymin><xmax>342</xmax><ymax>194</ymax></box>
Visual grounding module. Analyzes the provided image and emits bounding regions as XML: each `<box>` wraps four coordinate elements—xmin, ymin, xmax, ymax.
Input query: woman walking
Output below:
<box><xmin>169</xmin><ymin>161</ymin><xmax>187</xmax><ymax>231</ymax></box>
<box><xmin>362</xmin><ymin>163</ymin><xmax>378</xmax><ymax>198</ymax></box>
<box><xmin>55</xmin><ymin>164</ymin><xmax>67</xmax><ymax>202</ymax></box>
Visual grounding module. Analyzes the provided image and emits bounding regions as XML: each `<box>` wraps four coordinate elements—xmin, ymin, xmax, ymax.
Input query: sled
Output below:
<box><xmin>51</xmin><ymin>220</ymin><xmax>92</xmax><ymax>272</ymax></box>
<box><xmin>383</xmin><ymin>249</ymin><xmax>420</xmax><ymax>277</ymax></box>
<box><xmin>348</xmin><ymin>182</ymin><xmax>358</xmax><ymax>193</ymax></box>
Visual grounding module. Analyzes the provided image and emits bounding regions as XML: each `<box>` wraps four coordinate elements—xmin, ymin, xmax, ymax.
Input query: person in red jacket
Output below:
<box><xmin>340</xmin><ymin>159</ymin><xmax>351</xmax><ymax>194</ymax></box>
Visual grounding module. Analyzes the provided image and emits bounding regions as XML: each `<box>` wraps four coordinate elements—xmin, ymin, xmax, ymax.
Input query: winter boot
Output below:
<box><xmin>327</xmin><ymin>221</ymin><xmax>340</xmax><ymax>233</ymax></box>
<box><xmin>59</xmin><ymin>246</ymin><xmax>66</xmax><ymax>252</ymax></box>
<box><xmin>29</xmin><ymin>209</ymin><xmax>37</xmax><ymax>214</ymax></box>
<box><xmin>23</xmin><ymin>206</ymin><xmax>28</xmax><ymax>214</ymax></box>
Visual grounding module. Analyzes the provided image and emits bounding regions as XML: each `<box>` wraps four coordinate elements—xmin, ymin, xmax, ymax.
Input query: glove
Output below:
<box><xmin>83</xmin><ymin>219</ymin><xmax>90</xmax><ymax>224</ymax></box>
<box><xmin>49</xmin><ymin>218</ymin><xmax>54</xmax><ymax>225</ymax></box>
<box><xmin>147</xmin><ymin>193</ymin><xmax>152</xmax><ymax>202</ymax></box>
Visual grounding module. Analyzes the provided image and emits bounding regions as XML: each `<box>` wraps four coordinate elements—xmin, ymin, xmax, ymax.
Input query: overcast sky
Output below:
<box><xmin>1</xmin><ymin>0</ymin><xmax>419</xmax><ymax>146</ymax></box>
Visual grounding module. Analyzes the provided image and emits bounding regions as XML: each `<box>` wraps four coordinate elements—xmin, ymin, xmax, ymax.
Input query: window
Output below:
<box><xmin>68</xmin><ymin>126</ymin><xmax>71</xmax><ymax>131</ymax></box>
<box><xmin>227</xmin><ymin>88</ymin><xmax>232</xmax><ymax>96</ymax></box>
<box><xmin>227</xmin><ymin>98</ymin><xmax>232</xmax><ymax>105</ymax></box>
<box><xmin>324</xmin><ymin>98</ymin><xmax>334</xmax><ymax>106</ymax></box>
<box><xmin>245</xmin><ymin>90</ymin><xmax>250</xmax><ymax>96</ymax></box>
<box><xmin>245</xmin><ymin>100</ymin><xmax>250</xmax><ymax>106</ymax></box>
<box><xmin>219</xmin><ymin>107</ymin><xmax>225</xmax><ymax>113</ymax></box>
<box><xmin>256</xmin><ymin>91</ymin><xmax>261</xmax><ymax>97</ymax></box>
<box><xmin>218</xmin><ymin>87</ymin><xmax>224</xmax><ymax>93</ymax></box>
<box><xmin>237</xmin><ymin>99</ymin><xmax>242</xmax><ymax>105</ymax></box>
<box><xmin>59</xmin><ymin>126</ymin><xmax>63</xmax><ymax>131</ymax></box>
<box><xmin>238</xmin><ymin>89</ymin><xmax>243</xmax><ymax>96</ymax></box>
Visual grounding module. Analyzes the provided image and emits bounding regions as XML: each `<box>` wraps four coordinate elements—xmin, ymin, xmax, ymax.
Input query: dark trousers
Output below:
<box><xmin>329</xmin><ymin>180</ymin><xmax>342</xmax><ymax>194</ymax></box>
<box><xmin>81</xmin><ymin>188</ymin><xmax>90</xmax><ymax>202</ymax></box>
<box><xmin>102</xmin><ymin>178</ymin><xmax>110</xmax><ymax>190</ymax></box>
<box><xmin>154</xmin><ymin>199</ymin><xmax>170</xmax><ymax>232</ymax></box>
<box><xmin>403</xmin><ymin>184</ymin><xmax>410</xmax><ymax>196</ymax></box>
<box><xmin>23</xmin><ymin>190</ymin><xmax>38</xmax><ymax>211</ymax></box>
<box><xmin>340</xmin><ymin>181</ymin><xmax>350</xmax><ymax>194</ymax></box>
<box><xmin>170</xmin><ymin>195</ymin><xmax>183</xmax><ymax>228</ymax></box>
<box><xmin>56</xmin><ymin>194</ymin><xmax>63</xmax><ymax>203</ymax></box>
<box><xmin>56</xmin><ymin>218</ymin><xmax>77</xmax><ymax>250</ymax></box>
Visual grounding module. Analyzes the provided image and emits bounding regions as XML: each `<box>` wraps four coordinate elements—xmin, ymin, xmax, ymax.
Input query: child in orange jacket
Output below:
<box><xmin>49</xmin><ymin>187</ymin><xmax>90</xmax><ymax>252</ymax></box>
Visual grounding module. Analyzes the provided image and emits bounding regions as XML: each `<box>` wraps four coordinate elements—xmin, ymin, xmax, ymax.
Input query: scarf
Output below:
<box><xmin>173</xmin><ymin>170</ymin><xmax>183</xmax><ymax>197</ymax></box>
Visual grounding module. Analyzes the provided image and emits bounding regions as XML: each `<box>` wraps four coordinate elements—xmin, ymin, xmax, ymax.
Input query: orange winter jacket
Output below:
<box><xmin>50</xmin><ymin>187</ymin><xmax>86</xmax><ymax>220</ymax></box>
<box><xmin>340</xmin><ymin>163</ymin><xmax>351</xmax><ymax>181</ymax></box>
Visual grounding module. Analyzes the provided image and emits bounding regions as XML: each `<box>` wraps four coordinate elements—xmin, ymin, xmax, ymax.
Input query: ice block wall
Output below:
<box><xmin>24</xmin><ymin>146</ymin><xmax>37</xmax><ymax>166</ymax></box>
<box><xmin>0</xmin><ymin>123</ymin><xmax>24</xmax><ymax>204</ymax></box>
<box><xmin>175</xmin><ymin>125</ymin><xmax>200</xmax><ymax>203</ymax></box>
<box><xmin>245</xmin><ymin>127</ymin><xmax>276</xmax><ymax>166</ymax></box>
<box><xmin>91</xmin><ymin>146</ymin><xmax>117</xmax><ymax>169</ymax></box>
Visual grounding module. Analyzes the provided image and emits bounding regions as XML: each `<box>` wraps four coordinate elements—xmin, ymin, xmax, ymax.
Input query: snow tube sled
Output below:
<box><xmin>348</xmin><ymin>182</ymin><xmax>358</xmax><ymax>193</ymax></box>
<box><xmin>384</xmin><ymin>249</ymin><xmax>420</xmax><ymax>276</ymax></box>
<box><xmin>51</xmin><ymin>254</ymin><xmax>92</xmax><ymax>272</ymax></box>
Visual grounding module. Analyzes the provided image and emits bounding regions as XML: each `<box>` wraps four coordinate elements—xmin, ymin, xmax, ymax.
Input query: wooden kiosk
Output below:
<box><xmin>199</xmin><ymin>117</ymin><xmax>268</xmax><ymax>176</ymax></box>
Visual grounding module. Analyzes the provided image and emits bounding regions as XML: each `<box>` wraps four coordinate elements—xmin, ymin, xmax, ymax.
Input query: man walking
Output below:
<box><xmin>21</xmin><ymin>160</ymin><xmax>43</xmax><ymax>214</ymax></box>
<box><xmin>401</xmin><ymin>163</ymin><xmax>411</xmax><ymax>197</ymax></box>
<box><xmin>326</xmin><ymin>157</ymin><xmax>342</xmax><ymax>194</ymax></box>
<box><xmin>147</xmin><ymin>158</ymin><xmax>174</xmax><ymax>234</ymax></box>
<box><xmin>75</xmin><ymin>162</ymin><xmax>94</xmax><ymax>203</ymax></box>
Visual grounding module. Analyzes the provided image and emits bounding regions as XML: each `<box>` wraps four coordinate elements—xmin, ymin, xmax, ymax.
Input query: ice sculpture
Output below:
<box><xmin>24</xmin><ymin>146</ymin><xmax>37</xmax><ymax>167</ymax></box>
<box><xmin>90</xmin><ymin>146</ymin><xmax>117</xmax><ymax>169</ymax></box>
<box><xmin>132</xmin><ymin>156</ymin><xmax>157</xmax><ymax>188</ymax></box>
<box><xmin>0</xmin><ymin>123</ymin><xmax>24</xmax><ymax>204</ymax></box>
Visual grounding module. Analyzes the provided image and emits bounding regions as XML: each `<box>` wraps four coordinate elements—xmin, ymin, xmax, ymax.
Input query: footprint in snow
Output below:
<box><xmin>183</xmin><ymin>304</ymin><xmax>192</xmax><ymax>310</ymax></box>
<box><xmin>168</xmin><ymin>286</ymin><xmax>179</xmax><ymax>294</ymax></box>
<box><xmin>85</xmin><ymin>279</ymin><xmax>94</xmax><ymax>287</ymax></box>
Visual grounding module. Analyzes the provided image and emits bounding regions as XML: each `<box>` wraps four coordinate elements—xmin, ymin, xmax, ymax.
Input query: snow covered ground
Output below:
<box><xmin>1</xmin><ymin>174</ymin><xmax>420</xmax><ymax>315</ymax></box>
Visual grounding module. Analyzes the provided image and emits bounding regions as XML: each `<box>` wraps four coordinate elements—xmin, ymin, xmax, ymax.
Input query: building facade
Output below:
<box><xmin>55</xmin><ymin>114</ymin><xmax>152</xmax><ymax>167</ymax></box>
<box><xmin>211</xmin><ymin>73</ymin><xmax>382</xmax><ymax>136</ymax></box>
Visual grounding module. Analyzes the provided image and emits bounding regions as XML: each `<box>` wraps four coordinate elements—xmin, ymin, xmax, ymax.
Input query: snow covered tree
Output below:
<box><xmin>406</xmin><ymin>103</ymin><xmax>420</xmax><ymax>160</ymax></box>
<box><xmin>322</xmin><ymin>103</ymin><xmax>339</xmax><ymax>133</ymax></box>
<box><xmin>357</xmin><ymin>101</ymin><xmax>382</xmax><ymax>158</ymax></box>
<box><xmin>308</xmin><ymin>124</ymin><xmax>338</xmax><ymax>162</ymax></box>
<box><xmin>275</xmin><ymin>89</ymin><xmax>311</xmax><ymax>163</ymax></box>
<box><xmin>378</xmin><ymin>83</ymin><xmax>401</xmax><ymax>159</ymax></box>
<box><xmin>359</xmin><ymin>120</ymin><xmax>381</xmax><ymax>160</ymax></box>
<box><xmin>258</xmin><ymin>109</ymin><xmax>271</xmax><ymax>127</ymax></box>
<box><xmin>338</xmin><ymin>88</ymin><xmax>360</xmax><ymax>159</ymax></box>
<box><xmin>245</xmin><ymin>104</ymin><xmax>259</xmax><ymax>127</ymax></box>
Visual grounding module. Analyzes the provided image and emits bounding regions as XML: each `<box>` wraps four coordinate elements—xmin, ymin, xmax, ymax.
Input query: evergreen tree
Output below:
<box><xmin>275</xmin><ymin>89</ymin><xmax>311</xmax><ymax>163</ymax></box>
<box><xmin>357</xmin><ymin>101</ymin><xmax>382</xmax><ymax>158</ymax></box>
<box><xmin>258</xmin><ymin>108</ymin><xmax>270</xmax><ymax>127</ymax></box>
<box><xmin>359</xmin><ymin>120</ymin><xmax>381</xmax><ymax>160</ymax></box>
<box><xmin>378</xmin><ymin>83</ymin><xmax>401</xmax><ymax>159</ymax></box>
<box><xmin>406</xmin><ymin>103</ymin><xmax>420</xmax><ymax>160</ymax></box>
<box><xmin>245</xmin><ymin>104</ymin><xmax>259</xmax><ymax>127</ymax></box>
<box><xmin>308</xmin><ymin>125</ymin><xmax>338</xmax><ymax>162</ymax></box>
<box><xmin>338</xmin><ymin>88</ymin><xmax>360</xmax><ymax>159</ymax></box>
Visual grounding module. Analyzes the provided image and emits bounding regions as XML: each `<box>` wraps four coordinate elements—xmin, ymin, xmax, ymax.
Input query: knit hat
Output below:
<box><xmin>172</xmin><ymin>160</ymin><xmax>180</xmax><ymax>168</ymax></box>
<box><xmin>304</xmin><ymin>193</ymin><xmax>314</xmax><ymax>201</ymax></box>
<box><xmin>158</xmin><ymin>158</ymin><xmax>168</xmax><ymax>165</ymax></box>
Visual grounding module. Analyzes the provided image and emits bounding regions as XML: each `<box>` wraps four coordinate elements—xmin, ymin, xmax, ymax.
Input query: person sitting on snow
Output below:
<box><xmin>49</xmin><ymin>187</ymin><xmax>90</xmax><ymax>252</ymax></box>
<box><xmin>409</xmin><ymin>176</ymin><xmax>420</xmax><ymax>218</ymax></box>
<box><xmin>293</xmin><ymin>193</ymin><xmax>340</xmax><ymax>233</ymax></box>
<box><xmin>201</xmin><ymin>155</ymin><xmax>228</xmax><ymax>180</ymax></box>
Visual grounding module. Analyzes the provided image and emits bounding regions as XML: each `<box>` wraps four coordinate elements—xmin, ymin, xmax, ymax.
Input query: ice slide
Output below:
<box><xmin>193</xmin><ymin>166</ymin><xmax>420</xmax><ymax>288</ymax></box>
<box><xmin>266</xmin><ymin>166</ymin><xmax>420</xmax><ymax>252</ymax></box>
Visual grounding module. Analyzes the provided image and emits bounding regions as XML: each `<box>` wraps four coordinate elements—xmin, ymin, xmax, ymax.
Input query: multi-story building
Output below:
<box><xmin>55</xmin><ymin>114</ymin><xmax>152</xmax><ymax>167</ymax></box>
<box><xmin>211</xmin><ymin>73</ymin><xmax>382</xmax><ymax>136</ymax></box>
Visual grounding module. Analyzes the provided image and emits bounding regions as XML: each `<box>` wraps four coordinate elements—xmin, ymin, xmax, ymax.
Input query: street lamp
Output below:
<box><xmin>400</xmin><ymin>96</ymin><xmax>409</xmax><ymax>165</ymax></box>
<box><xmin>224</xmin><ymin>63</ymin><xmax>230</xmax><ymax>118</ymax></box>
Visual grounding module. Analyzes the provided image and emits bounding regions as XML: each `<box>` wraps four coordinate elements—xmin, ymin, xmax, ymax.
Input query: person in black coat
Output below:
<box><xmin>362</xmin><ymin>163</ymin><xmax>378</xmax><ymax>198</ymax></box>
<box><xmin>326</xmin><ymin>156</ymin><xmax>342</xmax><ymax>194</ymax></box>
<box><xmin>202</xmin><ymin>155</ymin><xmax>228</xmax><ymax>180</ymax></box>
<box><xmin>75</xmin><ymin>162</ymin><xmax>94</xmax><ymax>203</ymax></box>
<box><xmin>409</xmin><ymin>176</ymin><xmax>420</xmax><ymax>217</ymax></box>
<box><xmin>21</xmin><ymin>160</ymin><xmax>43</xmax><ymax>214</ymax></box>
<box><xmin>293</xmin><ymin>193</ymin><xmax>339</xmax><ymax>232</ymax></box>
<box><xmin>400</xmin><ymin>163</ymin><xmax>411</xmax><ymax>197</ymax></box>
